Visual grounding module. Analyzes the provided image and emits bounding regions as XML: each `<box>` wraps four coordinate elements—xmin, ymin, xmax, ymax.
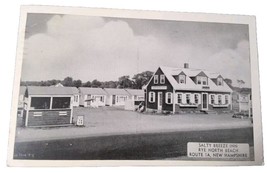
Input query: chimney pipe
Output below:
<box><xmin>184</xmin><ymin>63</ymin><xmax>189</xmax><ymax>69</ymax></box>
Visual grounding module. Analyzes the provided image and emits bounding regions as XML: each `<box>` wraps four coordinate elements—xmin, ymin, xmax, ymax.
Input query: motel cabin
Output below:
<box><xmin>125</xmin><ymin>89</ymin><xmax>145</xmax><ymax>105</ymax></box>
<box><xmin>232</xmin><ymin>87</ymin><xmax>252</xmax><ymax>114</ymax></box>
<box><xmin>145</xmin><ymin>63</ymin><xmax>233</xmax><ymax>114</ymax></box>
<box><xmin>104</xmin><ymin>88</ymin><xmax>130</xmax><ymax>106</ymax></box>
<box><xmin>22</xmin><ymin>86</ymin><xmax>79</xmax><ymax>127</ymax></box>
<box><xmin>79</xmin><ymin>87</ymin><xmax>107</xmax><ymax>107</ymax></box>
<box><xmin>50</xmin><ymin>84</ymin><xmax>79</xmax><ymax>107</ymax></box>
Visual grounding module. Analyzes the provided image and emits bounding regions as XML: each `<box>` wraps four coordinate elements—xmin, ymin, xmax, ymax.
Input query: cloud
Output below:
<box><xmin>21</xmin><ymin>14</ymin><xmax>251</xmax><ymax>88</ymax></box>
<box><xmin>204</xmin><ymin>40</ymin><xmax>251</xmax><ymax>87</ymax></box>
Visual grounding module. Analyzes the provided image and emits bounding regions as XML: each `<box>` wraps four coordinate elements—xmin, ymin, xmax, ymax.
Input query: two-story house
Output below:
<box><xmin>144</xmin><ymin>63</ymin><xmax>233</xmax><ymax>114</ymax></box>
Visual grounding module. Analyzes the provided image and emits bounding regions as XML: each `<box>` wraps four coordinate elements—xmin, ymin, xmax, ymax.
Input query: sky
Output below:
<box><xmin>21</xmin><ymin>13</ymin><xmax>251</xmax><ymax>87</ymax></box>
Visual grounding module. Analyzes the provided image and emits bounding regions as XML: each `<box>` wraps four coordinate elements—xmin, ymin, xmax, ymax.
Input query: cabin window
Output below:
<box><xmin>217</xmin><ymin>78</ymin><xmax>223</xmax><ymax>86</ymax></box>
<box><xmin>218</xmin><ymin>95</ymin><xmax>222</xmax><ymax>105</ymax></box>
<box><xmin>165</xmin><ymin>92</ymin><xmax>172</xmax><ymax>104</ymax></box>
<box><xmin>74</xmin><ymin>95</ymin><xmax>78</xmax><ymax>102</ymax></box>
<box><xmin>154</xmin><ymin>75</ymin><xmax>159</xmax><ymax>84</ymax></box>
<box><xmin>179</xmin><ymin>75</ymin><xmax>186</xmax><ymax>84</ymax></box>
<box><xmin>52</xmin><ymin>97</ymin><xmax>71</xmax><ymax>109</ymax></box>
<box><xmin>186</xmin><ymin>94</ymin><xmax>190</xmax><ymax>104</ymax></box>
<box><xmin>225</xmin><ymin>95</ymin><xmax>229</xmax><ymax>104</ymax></box>
<box><xmin>100</xmin><ymin>96</ymin><xmax>104</xmax><ymax>102</ymax></box>
<box><xmin>149</xmin><ymin>92</ymin><xmax>155</xmax><ymax>103</ymax></box>
<box><xmin>177</xmin><ymin>93</ymin><xmax>182</xmax><ymax>104</ymax></box>
<box><xmin>30</xmin><ymin>97</ymin><xmax>51</xmax><ymax>110</ymax></box>
<box><xmin>160</xmin><ymin>75</ymin><xmax>165</xmax><ymax>84</ymax></box>
<box><xmin>211</xmin><ymin>95</ymin><xmax>215</xmax><ymax>104</ymax></box>
<box><xmin>194</xmin><ymin>94</ymin><xmax>199</xmax><ymax>104</ymax></box>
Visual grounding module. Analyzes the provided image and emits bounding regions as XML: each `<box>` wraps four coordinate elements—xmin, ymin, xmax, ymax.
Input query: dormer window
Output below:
<box><xmin>196</xmin><ymin>76</ymin><xmax>208</xmax><ymax>85</ymax></box>
<box><xmin>179</xmin><ymin>75</ymin><xmax>186</xmax><ymax>84</ymax></box>
<box><xmin>217</xmin><ymin>77</ymin><xmax>223</xmax><ymax>86</ymax></box>
<box><xmin>154</xmin><ymin>75</ymin><xmax>158</xmax><ymax>84</ymax></box>
<box><xmin>160</xmin><ymin>75</ymin><xmax>165</xmax><ymax>84</ymax></box>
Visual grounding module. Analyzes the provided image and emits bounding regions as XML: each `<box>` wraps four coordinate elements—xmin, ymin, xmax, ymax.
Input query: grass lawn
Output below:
<box><xmin>15</xmin><ymin>106</ymin><xmax>253</xmax><ymax>142</ymax></box>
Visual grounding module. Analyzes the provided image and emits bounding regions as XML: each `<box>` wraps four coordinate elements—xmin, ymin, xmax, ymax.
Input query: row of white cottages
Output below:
<box><xmin>17</xmin><ymin>86</ymin><xmax>144</xmax><ymax>127</ymax></box>
<box><xmin>18</xmin><ymin>86</ymin><xmax>144</xmax><ymax>109</ymax></box>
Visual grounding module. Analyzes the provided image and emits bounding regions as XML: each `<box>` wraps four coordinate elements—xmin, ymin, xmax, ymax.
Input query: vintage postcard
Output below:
<box><xmin>7</xmin><ymin>5</ymin><xmax>263</xmax><ymax>166</ymax></box>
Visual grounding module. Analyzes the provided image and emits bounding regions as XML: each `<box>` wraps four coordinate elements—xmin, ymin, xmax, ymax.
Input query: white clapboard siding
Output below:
<box><xmin>190</xmin><ymin>94</ymin><xmax>194</xmax><ymax>103</ymax></box>
<box><xmin>197</xmin><ymin>93</ymin><xmax>201</xmax><ymax>104</ymax></box>
<box><xmin>214</xmin><ymin>95</ymin><xmax>218</xmax><ymax>104</ymax></box>
<box><xmin>222</xmin><ymin>95</ymin><xmax>225</xmax><ymax>104</ymax></box>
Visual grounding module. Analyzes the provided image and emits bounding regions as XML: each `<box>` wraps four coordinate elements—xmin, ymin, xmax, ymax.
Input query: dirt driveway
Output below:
<box><xmin>15</xmin><ymin>107</ymin><xmax>253</xmax><ymax>142</ymax></box>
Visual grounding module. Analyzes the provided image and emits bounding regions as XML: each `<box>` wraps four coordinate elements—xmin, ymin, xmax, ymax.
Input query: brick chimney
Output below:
<box><xmin>184</xmin><ymin>63</ymin><xmax>189</xmax><ymax>69</ymax></box>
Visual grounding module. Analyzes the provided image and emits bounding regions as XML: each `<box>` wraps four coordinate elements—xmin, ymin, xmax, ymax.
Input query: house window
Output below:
<box><xmin>202</xmin><ymin>77</ymin><xmax>208</xmax><ymax>85</ymax></box>
<box><xmin>225</xmin><ymin>95</ymin><xmax>229</xmax><ymax>104</ymax></box>
<box><xmin>194</xmin><ymin>94</ymin><xmax>199</xmax><ymax>104</ymax></box>
<box><xmin>179</xmin><ymin>75</ymin><xmax>186</xmax><ymax>84</ymax></box>
<box><xmin>100</xmin><ymin>96</ymin><xmax>104</xmax><ymax>102</ymax></box>
<box><xmin>52</xmin><ymin>97</ymin><xmax>71</xmax><ymax>109</ymax></box>
<box><xmin>211</xmin><ymin>95</ymin><xmax>215</xmax><ymax>104</ymax></box>
<box><xmin>186</xmin><ymin>94</ymin><xmax>190</xmax><ymax>104</ymax></box>
<box><xmin>30</xmin><ymin>97</ymin><xmax>51</xmax><ymax>110</ymax></box>
<box><xmin>217</xmin><ymin>78</ymin><xmax>223</xmax><ymax>86</ymax></box>
<box><xmin>154</xmin><ymin>75</ymin><xmax>159</xmax><ymax>84</ymax></box>
<box><xmin>149</xmin><ymin>92</ymin><xmax>155</xmax><ymax>103</ymax></box>
<box><xmin>218</xmin><ymin>95</ymin><xmax>222</xmax><ymax>105</ymax></box>
<box><xmin>177</xmin><ymin>93</ymin><xmax>182</xmax><ymax>104</ymax></box>
<box><xmin>160</xmin><ymin>75</ymin><xmax>165</xmax><ymax>84</ymax></box>
<box><xmin>197</xmin><ymin>76</ymin><xmax>208</xmax><ymax>85</ymax></box>
<box><xmin>165</xmin><ymin>92</ymin><xmax>172</xmax><ymax>104</ymax></box>
<box><xmin>197</xmin><ymin>76</ymin><xmax>202</xmax><ymax>85</ymax></box>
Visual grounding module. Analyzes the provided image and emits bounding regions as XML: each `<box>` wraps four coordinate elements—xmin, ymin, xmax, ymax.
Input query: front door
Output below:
<box><xmin>158</xmin><ymin>92</ymin><xmax>163</xmax><ymax>111</ymax></box>
<box><xmin>202</xmin><ymin>93</ymin><xmax>208</xmax><ymax>110</ymax></box>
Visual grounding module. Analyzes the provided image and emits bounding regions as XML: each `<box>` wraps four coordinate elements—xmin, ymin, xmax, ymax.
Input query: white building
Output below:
<box><xmin>104</xmin><ymin>88</ymin><xmax>130</xmax><ymax>106</ymax></box>
<box><xmin>79</xmin><ymin>87</ymin><xmax>107</xmax><ymax>107</ymax></box>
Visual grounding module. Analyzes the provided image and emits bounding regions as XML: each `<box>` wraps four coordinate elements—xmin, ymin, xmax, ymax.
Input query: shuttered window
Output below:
<box><xmin>154</xmin><ymin>75</ymin><xmax>159</xmax><ymax>84</ymax></box>
<box><xmin>218</xmin><ymin>95</ymin><xmax>222</xmax><ymax>105</ymax></box>
<box><xmin>225</xmin><ymin>95</ymin><xmax>229</xmax><ymax>104</ymax></box>
<box><xmin>165</xmin><ymin>92</ymin><xmax>172</xmax><ymax>104</ymax></box>
<box><xmin>149</xmin><ymin>92</ymin><xmax>155</xmax><ymax>103</ymax></box>
<box><xmin>210</xmin><ymin>94</ymin><xmax>215</xmax><ymax>104</ymax></box>
<box><xmin>194</xmin><ymin>94</ymin><xmax>199</xmax><ymax>104</ymax></box>
<box><xmin>186</xmin><ymin>94</ymin><xmax>190</xmax><ymax>104</ymax></box>
<box><xmin>160</xmin><ymin>75</ymin><xmax>165</xmax><ymax>84</ymax></box>
<box><xmin>177</xmin><ymin>93</ymin><xmax>182</xmax><ymax>104</ymax></box>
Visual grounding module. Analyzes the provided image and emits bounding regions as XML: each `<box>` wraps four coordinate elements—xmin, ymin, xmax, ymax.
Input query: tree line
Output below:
<box><xmin>20</xmin><ymin>71</ymin><xmax>154</xmax><ymax>89</ymax></box>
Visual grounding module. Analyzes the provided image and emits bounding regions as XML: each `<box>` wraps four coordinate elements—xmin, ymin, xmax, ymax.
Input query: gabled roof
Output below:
<box><xmin>104</xmin><ymin>88</ymin><xmax>130</xmax><ymax>96</ymax></box>
<box><xmin>79</xmin><ymin>87</ymin><xmax>107</xmax><ymax>95</ymax></box>
<box><xmin>27</xmin><ymin>86</ymin><xmax>79</xmax><ymax>95</ymax></box>
<box><xmin>159</xmin><ymin>66</ymin><xmax>232</xmax><ymax>93</ymax></box>
<box><xmin>125</xmin><ymin>89</ymin><xmax>144</xmax><ymax>96</ymax></box>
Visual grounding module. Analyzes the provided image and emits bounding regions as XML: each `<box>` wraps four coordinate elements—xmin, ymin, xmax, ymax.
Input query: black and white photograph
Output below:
<box><xmin>7</xmin><ymin>6</ymin><xmax>263</xmax><ymax>166</ymax></box>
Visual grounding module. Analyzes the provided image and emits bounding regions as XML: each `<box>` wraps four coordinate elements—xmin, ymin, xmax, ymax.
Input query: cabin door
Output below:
<box><xmin>112</xmin><ymin>95</ymin><xmax>116</xmax><ymax>105</ymax></box>
<box><xmin>157</xmin><ymin>92</ymin><xmax>163</xmax><ymax>111</ymax></box>
<box><xmin>202</xmin><ymin>93</ymin><xmax>208</xmax><ymax>110</ymax></box>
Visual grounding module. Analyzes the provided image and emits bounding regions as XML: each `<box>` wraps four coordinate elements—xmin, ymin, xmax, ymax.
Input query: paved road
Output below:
<box><xmin>13</xmin><ymin>127</ymin><xmax>253</xmax><ymax>160</ymax></box>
